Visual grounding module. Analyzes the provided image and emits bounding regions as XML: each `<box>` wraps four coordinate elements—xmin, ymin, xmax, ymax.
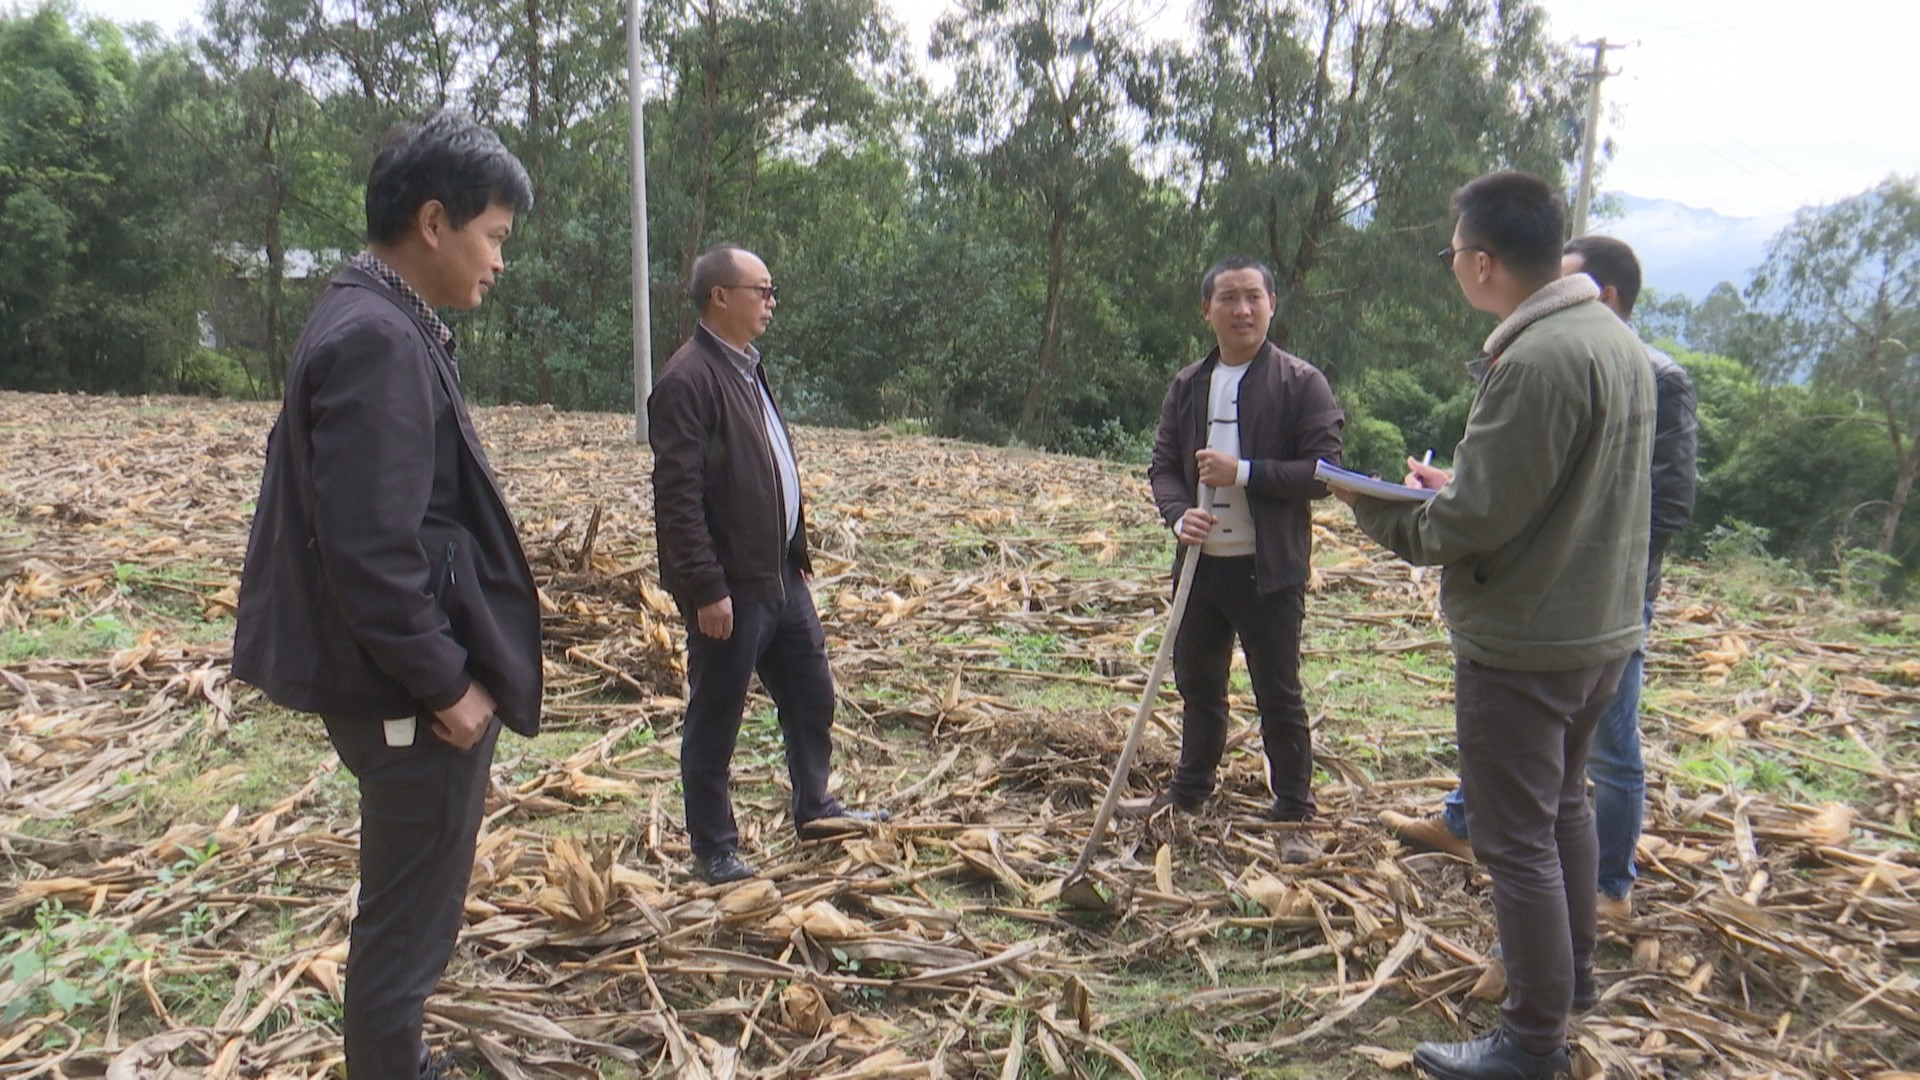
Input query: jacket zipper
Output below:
<box><xmin>433</xmin><ymin>541</ymin><xmax>457</xmax><ymax>599</ymax></box>
<box><xmin>753</xmin><ymin>368</ymin><xmax>789</xmax><ymax>604</ymax></box>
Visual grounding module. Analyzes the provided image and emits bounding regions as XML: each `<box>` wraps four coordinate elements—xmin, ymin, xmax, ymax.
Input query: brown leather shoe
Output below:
<box><xmin>1278</xmin><ymin>830</ymin><xmax>1319</xmax><ymax>865</ymax></box>
<box><xmin>1381</xmin><ymin>810</ymin><xmax>1474</xmax><ymax>861</ymax></box>
<box><xmin>1117</xmin><ymin>789</ymin><xmax>1203</xmax><ymax>820</ymax></box>
<box><xmin>1596</xmin><ymin>890</ymin><xmax>1632</xmax><ymax>922</ymax></box>
<box><xmin>797</xmin><ymin>806</ymin><xmax>891</xmax><ymax>841</ymax></box>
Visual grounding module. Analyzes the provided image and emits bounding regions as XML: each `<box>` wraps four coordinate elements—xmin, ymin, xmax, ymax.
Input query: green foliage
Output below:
<box><xmin>0</xmin><ymin>903</ymin><xmax>153</xmax><ymax>1029</ymax></box>
<box><xmin>1338</xmin><ymin>412</ymin><xmax>1406</xmax><ymax>479</ymax></box>
<box><xmin>0</xmin><ymin>4</ymin><xmax>206</xmax><ymax>395</ymax></box>
<box><xmin>6</xmin><ymin>0</ymin><xmax>1586</xmax><ymax>443</ymax></box>
<box><xmin>1051</xmin><ymin>418</ymin><xmax>1153</xmax><ymax>464</ymax></box>
<box><xmin>1829</xmin><ymin>547</ymin><xmax>1905</xmax><ymax>605</ymax></box>
<box><xmin>1748</xmin><ymin>175</ymin><xmax>1920</xmax><ymax>560</ymax></box>
<box><xmin>1338</xmin><ymin>367</ymin><xmax>1473</xmax><ymax>476</ymax></box>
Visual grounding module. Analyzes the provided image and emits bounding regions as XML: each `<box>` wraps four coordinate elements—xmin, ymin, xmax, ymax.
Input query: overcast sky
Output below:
<box><xmin>73</xmin><ymin>0</ymin><xmax>1919</xmax><ymax>219</ymax></box>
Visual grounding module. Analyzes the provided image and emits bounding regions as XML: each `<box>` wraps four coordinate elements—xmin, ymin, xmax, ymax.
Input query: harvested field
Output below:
<box><xmin>2</xmin><ymin>390</ymin><xmax>1918</xmax><ymax>1078</ymax></box>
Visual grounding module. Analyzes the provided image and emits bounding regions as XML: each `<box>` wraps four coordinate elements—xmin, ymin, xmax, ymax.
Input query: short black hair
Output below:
<box><xmin>689</xmin><ymin>244</ymin><xmax>745</xmax><ymax>312</ymax></box>
<box><xmin>1563</xmin><ymin>234</ymin><xmax>1643</xmax><ymax>316</ymax></box>
<box><xmin>365</xmin><ymin>108</ymin><xmax>533</xmax><ymax>244</ymax></box>
<box><xmin>1449</xmin><ymin>170</ymin><xmax>1565</xmax><ymax>281</ymax></box>
<box><xmin>1201</xmin><ymin>255</ymin><xmax>1275</xmax><ymax>302</ymax></box>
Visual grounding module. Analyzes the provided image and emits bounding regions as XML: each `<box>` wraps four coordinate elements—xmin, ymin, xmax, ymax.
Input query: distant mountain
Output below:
<box><xmin>1587</xmin><ymin>194</ymin><xmax>1797</xmax><ymax>303</ymax></box>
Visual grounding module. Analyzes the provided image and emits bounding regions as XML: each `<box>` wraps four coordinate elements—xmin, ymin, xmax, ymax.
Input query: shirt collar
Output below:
<box><xmin>701</xmin><ymin>321</ymin><xmax>760</xmax><ymax>375</ymax></box>
<box><xmin>352</xmin><ymin>251</ymin><xmax>456</xmax><ymax>354</ymax></box>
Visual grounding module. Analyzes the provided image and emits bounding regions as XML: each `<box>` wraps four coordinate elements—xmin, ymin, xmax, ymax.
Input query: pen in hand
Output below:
<box><xmin>1406</xmin><ymin>448</ymin><xmax>1443</xmax><ymax>491</ymax></box>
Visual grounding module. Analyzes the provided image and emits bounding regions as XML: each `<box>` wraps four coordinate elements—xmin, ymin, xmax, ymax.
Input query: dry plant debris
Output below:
<box><xmin>1</xmin><ymin>391</ymin><xmax>1918</xmax><ymax>1078</ymax></box>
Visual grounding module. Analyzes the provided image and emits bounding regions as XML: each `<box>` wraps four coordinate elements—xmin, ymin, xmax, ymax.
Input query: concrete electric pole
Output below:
<box><xmin>1571</xmin><ymin>38</ymin><xmax>1623</xmax><ymax>238</ymax></box>
<box><xmin>628</xmin><ymin>0</ymin><xmax>653</xmax><ymax>443</ymax></box>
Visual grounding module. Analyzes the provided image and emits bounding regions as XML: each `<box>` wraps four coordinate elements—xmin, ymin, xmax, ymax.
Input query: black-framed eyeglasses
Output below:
<box><xmin>723</xmin><ymin>284</ymin><xmax>779</xmax><ymax>301</ymax></box>
<box><xmin>1437</xmin><ymin>245</ymin><xmax>1488</xmax><ymax>268</ymax></box>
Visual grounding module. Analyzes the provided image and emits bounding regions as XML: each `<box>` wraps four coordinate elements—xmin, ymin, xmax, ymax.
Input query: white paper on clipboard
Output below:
<box><xmin>1314</xmin><ymin>459</ymin><xmax>1439</xmax><ymax>503</ymax></box>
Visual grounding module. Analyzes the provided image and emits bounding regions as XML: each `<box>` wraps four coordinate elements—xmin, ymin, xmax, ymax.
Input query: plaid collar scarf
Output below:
<box><xmin>350</xmin><ymin>251</ymin><xmax>457</xmax><ymax>360</ymax></box>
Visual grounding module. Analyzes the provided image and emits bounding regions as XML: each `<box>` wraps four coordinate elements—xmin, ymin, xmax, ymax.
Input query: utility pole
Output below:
<box><xmin>1571</xmin><ymin>38</ymin><xmax>1623</xmax><ymax>238</ymax></box>
<box><xmin>628</xmin><ymin>0</ymin><xmax>653</xmax><ymax>443</ymax></box>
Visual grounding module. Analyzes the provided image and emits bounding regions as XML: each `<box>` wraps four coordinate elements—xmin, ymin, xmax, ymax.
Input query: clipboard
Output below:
<box><xmin>1315</xmin><ymin>459</ymin><xmax>1438</xmax><ymax>502</ymax></box>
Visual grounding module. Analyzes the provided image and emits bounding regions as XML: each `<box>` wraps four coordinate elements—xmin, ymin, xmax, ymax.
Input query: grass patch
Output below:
<box><xmin>1</xmin><ymin>614</ymin><xmax>135</xmax><ymax>662</ymax></box>
<box><xmin>992</xmin><ymin>629</ymin><xmax>1067</xmax><ymax>672</ymax></box>
<box><xmin>135</xmin><ymin>706</ymin><xmax>343</xmax><ymax>828</ymax></box>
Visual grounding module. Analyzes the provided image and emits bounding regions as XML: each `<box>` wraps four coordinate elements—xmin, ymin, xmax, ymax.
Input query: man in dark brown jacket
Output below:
<box><xmin>233</xmin><ymin>111</ymin><xmax>540</xmax><ymax>1080</ymax></box>
<box><xmin>1146</xmin><ymin>255</ymin><xmax>1344</xmax><ymax>864</ymax></box>
<box><xmin>649</xmin><ymin>244</ymin><xmax>886</xmax><ymax>886</ymax></box>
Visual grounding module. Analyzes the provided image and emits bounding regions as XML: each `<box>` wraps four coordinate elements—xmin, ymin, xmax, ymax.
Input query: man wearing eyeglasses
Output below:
<box><xmin>649</xmin><ymin>243</ymin><xmax>887</xmax><ymax>886</ymax></box>
<box><xmin>1334</xmin><ymin>172</ymin><xmax>1654</xmax><ymax>1080</ymax></box>
<box><xmin>1385</xmin><ymin>235</ymin><xmax>1700</xmax><ymax>928</ymax></box>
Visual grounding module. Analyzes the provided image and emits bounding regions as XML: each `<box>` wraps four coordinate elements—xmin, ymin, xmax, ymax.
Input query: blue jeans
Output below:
<box><xmin>1443</xmin><ymin>602</ymin><xmax>1651</xmax><ymax>900</ymax></box>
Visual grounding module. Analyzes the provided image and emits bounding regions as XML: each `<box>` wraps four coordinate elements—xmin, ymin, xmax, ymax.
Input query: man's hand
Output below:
<box><xmin>1176</xmin><ymin>507</ymin><xmax>1218</xmax><ymax>546</ymax></box>
<box><xmin>432</xmin><ymin>681</ymin><xmax>496</xmax><ymax>749</ymax></box>
<box><xmin>1195</xmin><ymin>449</ymin><xmax>1240</xmax><ymax>488</ymax></box>
<box><xmin>1403</xmin><ymin>456</ymin><xmax>1452</xmax><ymax>491</ymax></box>
<box><xmin>696</xmin><ymin>596</ymin><xmax>735</xmax><ymax>640</ymax></box>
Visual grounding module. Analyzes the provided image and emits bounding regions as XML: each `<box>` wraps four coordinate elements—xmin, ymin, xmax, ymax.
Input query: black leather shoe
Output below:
<box><xmin>692</xmin><ymin>849</ymin><xmax>757</xmax><ymax>884</ymax></box>
<box><xmin>798</xmin><ymin>805</ymin><xmax>891</xmax><ymax>840</ymax></box>
<box><xmin>1412</xmin><ymin>1027</ymin><xmax>1569</xmax><ymax>1080</ymax></box>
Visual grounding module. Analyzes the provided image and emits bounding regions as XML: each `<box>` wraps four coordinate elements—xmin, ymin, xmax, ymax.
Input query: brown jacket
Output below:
<box><xmin>648</xmin><ymin>325</ymin><xmax>811</xmax><ymax>608</ymax></box>
<box><xmin>233</xmin><ymin>266</ymin><xmax>543</xmax><ymax>733</ymax></box>
<box><xmin>1149</xmin><ymin>341</ymin><xmax>1344</xmax><ymax>593</ymax></box>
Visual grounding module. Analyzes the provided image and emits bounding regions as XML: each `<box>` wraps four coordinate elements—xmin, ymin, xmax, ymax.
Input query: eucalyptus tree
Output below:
<box><xmin>928</xmin><ymin>0</ymin><xmax>1166</xmax><ymax>442</ymax></box>
<box><xmin>1159</xmin><ymin>0</ymin><xmax>1584</xmax><ymax>387</ymax></box>
<box><xmin>183</xmin><ymin>0</ymin><xmax>364</xmax><ymax>395</ymax></box>
<box><xmin>645</xmin><ymin>0</ymin><xmax>906</xmax><ymax>336</ymax></box>
<box><xmin>1749</xmin><ymin>176</ymin><xmax>1920</xmax><ymax>557</ymax></box>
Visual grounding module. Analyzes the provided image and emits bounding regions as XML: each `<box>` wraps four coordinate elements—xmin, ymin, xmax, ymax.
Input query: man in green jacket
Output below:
<box><xmin>1336</xmin><ymin>171</ymin><xmax>1654</xmax><ymax>1080</ymax></box>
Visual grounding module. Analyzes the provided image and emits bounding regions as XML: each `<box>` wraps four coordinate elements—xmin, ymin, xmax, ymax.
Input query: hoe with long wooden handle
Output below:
<box><xmin>1060</xmin><ymin>485</ymin><xmax>1215</xmax><ymax>911</ymax></box>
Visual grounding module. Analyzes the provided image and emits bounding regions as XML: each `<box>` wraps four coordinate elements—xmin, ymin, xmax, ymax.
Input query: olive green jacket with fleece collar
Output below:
<box><xmin>1352</xmin><ymin>276</ymin><xmax>1655</xmax><ymax>671</ymax></box>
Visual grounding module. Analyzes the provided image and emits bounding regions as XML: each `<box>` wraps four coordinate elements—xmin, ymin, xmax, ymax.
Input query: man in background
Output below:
<box><xmin>1384</xmin><ymin>234</ymin><xmax>1699</xmax><ymax>923</ymax></box>
<box><xmin>649</xmin><ymin>244</ymin><xmax>887</xmax><ymax>886</ymax></box>
<box><xmin>1144</xmin><ymin>254</ymin><xmax>1344</xmax><ymax>864</ymax></box>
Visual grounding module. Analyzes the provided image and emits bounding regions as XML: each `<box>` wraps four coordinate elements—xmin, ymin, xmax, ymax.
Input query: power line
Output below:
<box><xmin>1731</xmin><ymin>137</ymin><xmax>1804</xmax><ymax>180</ymax></box>
<box><xmin>1700</xmin><ymin>141</ymin><xmax>1760</xmax><ymax>178</ymax></box>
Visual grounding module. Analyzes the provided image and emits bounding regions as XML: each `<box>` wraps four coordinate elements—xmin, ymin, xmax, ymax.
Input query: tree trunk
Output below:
<box><xmin>266</xmin><ymin>203</ymin><xmax>285</xmax><ymax>398</ymax></box>
<box><xmin>1270</xmin><ymin>0</ymin><xmax>1356</xmax><ymax>348</ymax></box>
<box><xmin>1262</xmin><ymin>71</ymin><xmax>1282</xmax><ymax>273</ymax></box>
<box><xmin>263</xmin><ymin>92</ymin><xmax>286</xmax><ymax>397</ymax></box>
<box><xmin>1878</xmin><ymin>392</ymin><xmax>1916</xmax><ymax>554</ymax></box>
<box><xmin>1881</xmin><ymin>455</ymin><xmax>1916</xmax><ymax>555</ymax></box>
<box><xmin>1018</xmin><ymin>205</ymin><xmax>1069</xmax><ymax>441</ymax></box>
<box><xmin>679</xmin><ymin>0</ymin><xmax>723</xmax><ymax>341</ymax></box>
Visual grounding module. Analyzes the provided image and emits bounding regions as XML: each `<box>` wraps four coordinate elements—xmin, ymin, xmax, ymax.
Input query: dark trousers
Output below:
<box><xmin>1169</xmin><ymin>554</ymin><xmax>1314</xmax><ymax>820</ymax></box>
<box><xmin>322</xmin><ymin>713</ymin><xmax>499</xmax><ymax>1080</ymax></box>
<box><xmin>680</xmin><ymin>561</ymin><xmax>836</xmax><ymax>858</ymax></box>
<box><xmin>1454</xmin><ymin>654</ymin><xmax>1629</xmax><ymax>1055</ymax></box>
